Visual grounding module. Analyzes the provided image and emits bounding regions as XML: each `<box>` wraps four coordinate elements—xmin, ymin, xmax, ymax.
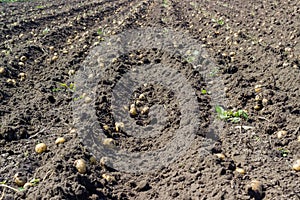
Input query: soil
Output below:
<box><xmin>0</xmin><ymin>0</ymin><xmax>299</xmax><ymax>199</ymax></box>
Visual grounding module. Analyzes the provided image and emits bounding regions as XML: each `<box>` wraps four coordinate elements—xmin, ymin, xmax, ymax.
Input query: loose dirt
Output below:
<box><xmin>0</xmin><ymin>0</ymin><xmax>299</xmax><ymax>199</ymax></box>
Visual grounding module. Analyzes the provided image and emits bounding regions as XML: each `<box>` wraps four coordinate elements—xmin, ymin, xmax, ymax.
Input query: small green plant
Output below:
<box><xmin>97</xmin><ymin>28</ymin><xmax>103</xmax><ymax>36</ymax></box>
<box><xmin>42</xmin><ymin>27</ymin><xmax>50</xmax><ymax>35</ymax></box>
<box><xmin>162</xmin><ymin>0</ymin><xmax>169</xmax><ymax>7</ymax></box>
<box><xmin>217</xmin><ymin>19</ymin><xmax>225</xmax><ymax>26</ymax></box>
<box><xmin>0</xmin><ymin>180</ymin><xmax>7</xmax><ymax>184</ymax></box>
<box><xmin>215</xmin><ymin>105</ymin><xmax>248</xmax><ymax>123</ymax></box>
<box><xmin>73</xmin><ymin>95</ymin><xmax>84</xmax><ymax>101</ymax></box>
<box><xmin>201</xmin><ymin>89</ymin><xmax>207</xmax><ymax>95</ymax></box>
<box><xmin>278</xmin><ymin>148</ymin><xmax>289</xmax><ymax>157</ymax></box>
<box><xmin>212</xmin><ymin>18</ymin><xmax>225</xmax><ymax>26</ymax></box>
<box><xmin>30</xmin><ymin>178</ymin><xmax>40</xmax><ymax>185</ymax></box>
<box><xmin>52</xmin><ymin>82</ymin><xmax>75</xmax><ymax>92</ymax></box>
<box><xmin>35</xmin><ymin>5</ymin><xmax>44</xmax><ymax>9</ymax></box>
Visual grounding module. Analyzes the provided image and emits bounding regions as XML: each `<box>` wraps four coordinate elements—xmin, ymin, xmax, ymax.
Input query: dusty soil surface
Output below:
<box><xmin>0</xmin><ymin>0</ymin><xmax>299</xmax><ymax>199</ymax></box>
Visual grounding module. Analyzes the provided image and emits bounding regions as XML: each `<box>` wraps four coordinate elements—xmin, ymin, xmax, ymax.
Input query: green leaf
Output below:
<box><xmin>0</xmin><ymin>180</ymin><xmax>7</xmax><ymax>184</ymax></box>
<box><xmin>201</xmin><ymin>89</ymin><xmax>207</xmax><ymax>95</ymax></box>
<box><xmin>215</xmin><ymin>105</ymin><xmax>224</xmax><ymax>115</ymax></box>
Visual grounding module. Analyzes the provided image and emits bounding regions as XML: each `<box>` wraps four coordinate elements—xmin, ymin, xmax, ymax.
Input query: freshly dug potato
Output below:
<box><xmin>35</xmin><ymin>143</ymin><xmax>47</xmax><ymax>154</ymax></box>
<box><xmin>74</xmin><ymin>159</ymin><xmax>87</xmax><ymax>174</ymax></box>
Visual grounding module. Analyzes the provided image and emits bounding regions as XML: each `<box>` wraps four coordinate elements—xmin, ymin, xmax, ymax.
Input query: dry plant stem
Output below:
<box><xmin>42</xmin><ymin>170</ymin><xmax>54</xmax><ymax>182</ymax></box>
<box><xmin>0</xmin><ymin>184</ymin><xmax>19</xmax><ymax>193</ymax></box>
<box><xmin>0</xmin><ymin>188</ymin><xmax>5</xmax><ymax>200</ymax></box>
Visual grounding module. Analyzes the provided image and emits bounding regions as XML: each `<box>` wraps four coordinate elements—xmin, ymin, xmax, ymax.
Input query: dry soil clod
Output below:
<box><xmin>247</xmin><ymin>180</ymin><xmax>263</xmax><ymax>199</ymax></box>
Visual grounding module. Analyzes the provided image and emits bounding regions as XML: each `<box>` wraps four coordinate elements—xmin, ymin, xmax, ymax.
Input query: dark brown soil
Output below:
<box><xmin>0</xmin><ymin>0</ymin><xmax>299</xmax><ymax>199</ymax></box>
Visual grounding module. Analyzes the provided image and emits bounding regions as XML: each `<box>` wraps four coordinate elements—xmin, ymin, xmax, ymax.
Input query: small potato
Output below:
<box><xmin>297</xmin><ymin>135</ymin><xmax>300</xmax><ymax>142</ymax></box>
<box><xmin>235</xmin><ymin>167</ymin><xmax>246</xmax><ymax>174</ymax></box>
<box><xmin>51</xmin><ymin>55</ymin><xmax>58</xmax><ymax>61</ymax></box>
<box><xmin>102</xmin><ymin>174</ymin><xmax>115</xmax><ymax>182</ymax></box>
<box><xmin>254</xmin><ymin>104</ymin><xmax>262</xmax><ymax>111</ymax></box>
<box><xmin>103</xmin><ymin>138</ymin><xmax>114</xmax><ymax>146</ymax></box>
<box><xmin>292</xmin><ymin>159</ymin><xmax>300</xmax><ymax>171</ymax></box>
<box><xmin>23</xmin><ymin>182</ymin><xmax>33</xmax><ymax>189</ymax></box>
<box><xmin>84</xmin><ymin>96</ymin><xmax>92</xmax><ymax>103</ymax></box>
<box><xmin>115</xmin><ymin>122</ymin><xmax>124</xmax><ymax>132</ymax></box>
<box><xmin>35</xmin><ymin>143</ymin><xmax>47</xmax><ymax>154</ymax></box>
<box><xmin>55</xmin><ymin>137</ymin><xmax>66</xmax><ymax>145</ymax></box>
<box><xmin>277</xmin><ymin>130</ymin><xmax>287</xmax><ymax>139</ymax></box>
<box><xmin>138</xmin><ymin>93</ymin><xmax>146</xmax><ymax>100</ymax></box>
<box><xmin>140</xmin><ymin>106</ymin><xmax>149</xmax><ymax>115</ymax></box>
<box><xmin>13</xmin><ymin>173</ymin><xmax>26</xmax><ymax>187</ymax></box>
<box><xmin>74</xmin><ymin>159</ymin><xmax>87</xmax><ymax>174</ymax></box>
<box><xmin>89</xmin><ymin>156</ymin><xmax>97</xmax><ymax>165</ymax></box>
<box><xmin>68</xmin><ymin>69</ymin><xmax>75</xmax><ymax>76</ymax></box>
<box><xmin>129</xmin><ymin>104</ymin><xmax>138</xmax><ymax>116</ymax></box>
<box><xmin>254</xmin><ymin>85</ymin><xmax>262</xmax><ymax>93</ymax></box>
<box><xmin>0</xmin><ymin>67</ymin><xmax>5</xmax><ymax>74</ymax></box>
<box><xmin>215</xmin><ymin>153</ymin><xmax>225</xmax><ymax>160</ymax></box>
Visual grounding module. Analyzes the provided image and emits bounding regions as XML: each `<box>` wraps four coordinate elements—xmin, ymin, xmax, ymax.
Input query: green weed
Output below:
<box><xmin>215</xmin><ymin>105</ymin><xmax>248</xmax><ymax>123</ymax></box>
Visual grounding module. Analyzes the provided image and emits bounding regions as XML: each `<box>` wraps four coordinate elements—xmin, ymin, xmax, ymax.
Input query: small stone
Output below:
<box><xmin>115</xmin><ymin>122</ymin><xmax>124</xmax><ymax>132</ymax></box>
<box><xmin>89</xmin><ymin>156</ymin><xmax>97</xmax><ymax>165</ymax></box>
<box><xmin>262</xmin><ymin>98</ymin><xmax>268</xmax><ymax>106</ymax></box>
<box><xmin>23</xmin><ymin>182</ymin><xmax>33</xmax><ymax>189</ymax></box>
<box><xmin>18</xmin><ymin>72</ymin><xmax>26</xmax><ymax>81</ymax></box>
<box><xmin>20</xmin><ymin>56</ymin><xmax>27</xmax><ymax>62</ymax></box>
<box><xmin>292</xmin><ymin>159</ymin><xmax>300</xmax><ymax>171</ymax></box>
<box><xmin>277</xmin><ymin>130</ymin><xmax>287</xmax><ymax>139</ymax></box>
<box><xmin>84</xmin><ymin>96</ymin><xmax>92</xmax><ymax>103</ymax></box>
<box><xmin>68</xmin><ymin>69</ymin><xmax>75</xmax><ymax>76</ymax></box>
<box><xmin>255</xmin><ymin>95</ymin><xmax>261</xmax><ymax>102</ymax></box>
<box><xmin>136</xmin><ymin>181</ymin><xmax>150</xmax><ymax>192</ymax></box>
<box><xmin>49</xmin><ymin>46</ymin><xmax>55</xmax><ymax>51</ymax></box>
<box><xmin>138</xmin><ymin>93</ymin><xmax>146</xmax><ymax>100</ymax></box>
<box><xmin>18</xmin><ymin>62</ymin><xmax>25</xmax><ymax>66</ymax></box>
<box><xmin>70</xmin><ymin>128</ymin><xmax>77</xmax><ymax>134</ymax></box>
<box><xmin>100</xmin><ymin>157</ymin><xmax>111</xmax><ymax>167</ymax></box>
<box><xmin>298</xmin><ymin>135</ymin><xmax>300</xmax><ymax>142</ymax></box>
<box><xmin>103</xmin><ymin>138</ymin><xmax>115</xmax><ymax>146</ymax></box>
